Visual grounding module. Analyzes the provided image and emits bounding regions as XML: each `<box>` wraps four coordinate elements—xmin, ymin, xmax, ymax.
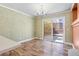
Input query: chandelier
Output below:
<box><xmin>36</xmin><ymin>4</ymin><xmax>48</xmax><ymax>16</ymax></box>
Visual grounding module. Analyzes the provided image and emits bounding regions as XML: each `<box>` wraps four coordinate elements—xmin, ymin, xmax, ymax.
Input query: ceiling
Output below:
<box><xmin>0</xmin><ymin>3</ymin><xmax>72</xmax><ymax>16</ymax></box>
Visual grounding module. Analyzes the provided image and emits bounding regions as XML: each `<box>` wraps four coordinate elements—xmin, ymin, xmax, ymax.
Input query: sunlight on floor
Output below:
<box><xmin>55</xmin><ymin>37</ymin><xmax>63</xmax><ymax>43</ymax></box>
<box><xmin>44</xmin><ymin>35</ymin><xmax>64</xmax><ymax>43</ymax></box>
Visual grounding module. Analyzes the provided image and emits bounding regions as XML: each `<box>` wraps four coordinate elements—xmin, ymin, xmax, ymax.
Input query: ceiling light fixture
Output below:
<box><xmin>36</xmin><ymin>4</ymin><xmax>47</xmax><ymax>16</ymax></box>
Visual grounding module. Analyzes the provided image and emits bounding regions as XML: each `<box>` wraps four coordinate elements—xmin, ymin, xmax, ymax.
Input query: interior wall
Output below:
<box><xmin>34</xmin><ymin>16</ymin><xmax>42</xmax><ymax>39</ymax></box>
<box><xmin>0</xmin><ymin>6</ymin><xmax>34</xmax><ymax>42</ymax></box>
<box><xmin>44</xmin><ymin>21</ymin><xmax>52</xmax><ymax>36</ymax></box>
<box><xmin>42</xmin><ymin>11</ymin><xmax>72</xmax><ymax>43</ymax></box>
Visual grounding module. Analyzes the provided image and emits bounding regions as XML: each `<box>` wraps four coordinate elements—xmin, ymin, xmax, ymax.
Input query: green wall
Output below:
<box><xmin>0</xmin><ymin>6</ymin><xmax>34</xmax><ymax>42</ymax></box>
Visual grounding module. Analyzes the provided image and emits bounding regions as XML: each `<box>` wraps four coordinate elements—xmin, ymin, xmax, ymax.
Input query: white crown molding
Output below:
<box><xmin>43</xmin><ymin>10</ymin><xmax>71</xmax><ymax>18</ymax></box>
<box><xmin>0</xmin><ymin>4</ymin><xmax>33</xmax><ymax>18</ymax></box>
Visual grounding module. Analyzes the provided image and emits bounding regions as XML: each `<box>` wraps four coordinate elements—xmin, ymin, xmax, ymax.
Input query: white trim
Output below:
<box><xmin>0</xmin><ymin>37</ymin><xmax>41</xmax><ymax>54</ymax></box>
<box><xmin>34</xmin><ymin>37</ymin><xmax>42</xmax><ymax>40</ymax></box>
<box><xmin>63</xmin><ymin>16</ymin><xmax>65</xmax><ymax>42</ymax></box>
<box><xmin>18</xmin><ymin>38</ymin><xmax>33</xmax><ymax>44</ymax></box>
<box><xmin>0</xmin><ymin>4</ymin><xmax>32</xmax><ymax>17</ymax></box>
<box><xmin>64</xmin><ymin>42</ymin><xmax>73</xmax><ymax>46</ymax></box>
<box><xmin>0</xmin><ymin>43</ymin><xmax>21</xmax><ymax>55</ymax></box>
<box><xmin>18</xmin><ymin>37</ymin><xmax>42</xmax><ymax>44</ymax></box>
<box><xmin>0</xmin><ymin>37</ymin><xmax>42</xmax><ymax>55</ymax></box>
<box><xmin>43</xmin><ymin>10</ymin><xmax>71</xmax><ymax>18</ymax></box>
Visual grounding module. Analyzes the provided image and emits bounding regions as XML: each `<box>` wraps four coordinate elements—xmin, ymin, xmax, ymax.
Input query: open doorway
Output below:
<box><xmin>43</xmin><ymin>16</ymin><xmax>65</xmax><ymax>43</ymax></box>
<box><xmin>52</xmin><ymin>17</ymin><xmax>65</xmax><ymax>43</ymax></box>
<box><xmin>43</xmin><ymin>20</ymin><xmax>53</xmax><ymax>42</ymax></box>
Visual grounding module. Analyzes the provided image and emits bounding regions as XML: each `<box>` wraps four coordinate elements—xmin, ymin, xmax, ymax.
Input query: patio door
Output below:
<box><xmin>52</xmin><ymin>17</ymin><xmax>65</xmax><ymax>43</ymax></box>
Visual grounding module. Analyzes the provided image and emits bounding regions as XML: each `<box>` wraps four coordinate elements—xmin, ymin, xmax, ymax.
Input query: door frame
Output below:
<box><xmin>42</xmin><ymin>16</ymin><xmax>65</xmax><ymax>43</ymax></box>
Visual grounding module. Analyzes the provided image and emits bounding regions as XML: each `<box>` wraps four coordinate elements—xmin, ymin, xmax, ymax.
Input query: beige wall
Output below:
<box><xmin>34</xmin><ymin>16</ymin><xmax>42</xmax><ymax>38</ymax></box>
<box><xmin>0</xmin><ymin>6</ymin><xmax>34</xmax><ymax>42</ymax></box>
<box><xmin>44</xmin><ymin>21</ymin><xmax>52</xmax><ymax>35</ymax></box>
<box><xmin>65</xmin><ymin>11</ymin><xmax>72</xmax><ymax>43</ymax></box>
<box><xmin>35</xmin><ymin>11</ymin><xmax>72</xmax><ymax>43</ymax></box>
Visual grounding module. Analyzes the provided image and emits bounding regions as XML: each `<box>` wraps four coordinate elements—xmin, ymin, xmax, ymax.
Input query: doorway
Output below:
<box><xmin>52</xmin><ymin>17</ymin><xmax>65</xmax><ymax>43</ymax></box>
<box><xmin>43</xmin><ymin>16</ymin><xmax>65</xmax><ymax>43</ymax></box>
<box><xmin>43</xmin><ymin>20</ymin><xmax>53</xmax><ymax>42</ymax></box>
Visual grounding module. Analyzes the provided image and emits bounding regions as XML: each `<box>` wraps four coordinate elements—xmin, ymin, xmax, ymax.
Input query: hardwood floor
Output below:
<box><xmin>0</xmin><ymin>39</ymin><xmax>72</xmax><ymax>56</ymax></box>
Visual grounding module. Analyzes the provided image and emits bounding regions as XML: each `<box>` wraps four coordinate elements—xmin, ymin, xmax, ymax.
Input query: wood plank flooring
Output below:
<box><xmin>0</xmin><ymin>39</ymin><xmax>72</xmax><ymax>56</ymax></box>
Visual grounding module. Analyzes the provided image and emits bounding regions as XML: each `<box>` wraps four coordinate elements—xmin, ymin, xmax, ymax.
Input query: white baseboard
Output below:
<box><xmin>0</xmin><ymin>37</ymin><xmax>44</xmax><ymax>54</ymax></box>
<box><xmin>18</xmin><ymin>37</ymin><xmax>42</xmax><ymax>44</ymax></box>
<box><xmin>0</xmin><ymin>4</ymin><xmax>32</xmax><ymax>17</ymax></box>
<box><xmin>64</xmin><ymin>42</ymin><xmax>73</xmax><ymax>46</ymax></box>
<box><xmin>0</xmin><ymin>43</ymin><xmax>21</xmax><ymax>55</ymax></box>
<box><xmin>18</xmin><ymin>37</ymin><xmax>73</xmax><ymax>46</ymax></box>
<box><xmin>18</xmin><ymin>38</ymin><xmax>34</xmax><ymax>44</ymax></box>
<box><xmin>34</xmin><ymin>37</ymin><xmax>42</xmax><ymax>40</ymax></box>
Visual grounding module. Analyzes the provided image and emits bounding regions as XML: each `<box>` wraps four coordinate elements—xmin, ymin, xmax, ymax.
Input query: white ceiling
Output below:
<box><xmin>0</xmin><ymin>3</ymin><xmax>72</xmax><ymax>16</ymax></box>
